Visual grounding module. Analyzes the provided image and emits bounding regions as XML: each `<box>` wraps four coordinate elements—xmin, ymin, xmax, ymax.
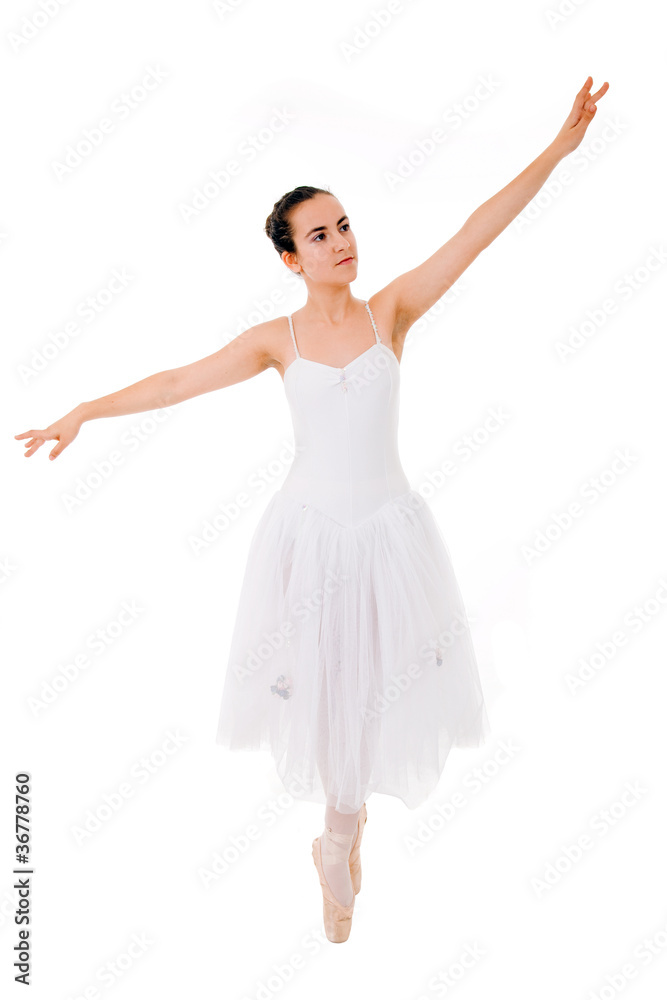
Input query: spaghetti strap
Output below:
<box><xmin>287</xmin><ymin>314</ymin><xmax>300</xmax><ymax>359</ymax></box>
<box><xmin>364</xmin><ymin>300</ymin><xmax>381</xmax><ymax>345</ymax></box>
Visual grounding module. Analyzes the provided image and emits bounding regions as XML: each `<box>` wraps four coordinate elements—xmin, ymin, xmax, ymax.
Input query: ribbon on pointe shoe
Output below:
<box><xmin>321</xmin><ymin>827</ymin><xmax>356</xmax><ymax>865</ymax></box>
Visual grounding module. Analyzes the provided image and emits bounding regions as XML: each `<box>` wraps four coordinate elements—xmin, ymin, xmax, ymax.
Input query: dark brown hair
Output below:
<box><xmin>264</xmin><ymin>185</ymin><xmax>334</xmax><ymax>276</ymax></box>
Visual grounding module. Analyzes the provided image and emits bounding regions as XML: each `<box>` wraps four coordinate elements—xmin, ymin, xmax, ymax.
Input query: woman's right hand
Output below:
<box><xmin>14</xmin><ymin>408</ymin><xmax>84</xmax><ymax>460</ymax></box>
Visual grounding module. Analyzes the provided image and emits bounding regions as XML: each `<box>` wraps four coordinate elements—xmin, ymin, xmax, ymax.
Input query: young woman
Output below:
<box><xmin>16</xmin><ymin>76</ymin><xmax>609</xmax><ymax>943</ymax></box>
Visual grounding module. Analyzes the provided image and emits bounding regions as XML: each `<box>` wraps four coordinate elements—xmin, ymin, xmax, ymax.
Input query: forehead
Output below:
<box><xmin>292</xmin><ymin>195</ymin><xmax>347</xmax><ymax>235</ymax></box>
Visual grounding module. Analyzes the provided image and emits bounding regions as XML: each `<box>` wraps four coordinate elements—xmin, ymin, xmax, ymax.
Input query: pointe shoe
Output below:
<box><xmin>349</xmin><ymin>802</ymin><xmax>367</xmax><ymax>895</ymax></box>
<box><xmin>311</xmin><ymin>835</ymin><xmax>355</xmax><ymax>943</ymax></box>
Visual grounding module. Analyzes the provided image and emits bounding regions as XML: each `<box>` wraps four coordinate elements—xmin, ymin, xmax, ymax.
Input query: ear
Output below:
<box><xmin>281</xmin><ymin>250</ymin><xmax>298</xmax><ymax>273</ymax></box>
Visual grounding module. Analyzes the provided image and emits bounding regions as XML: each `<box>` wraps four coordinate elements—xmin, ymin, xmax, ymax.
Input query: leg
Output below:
<box><xmin>320</xmin><ymin>795</ymin><xmax>360</xmax><ymax>907</ymax></box>
<box><xmin>314</xmin><ymin>637</ymin><xmax>362</xmax><ymax>905</ymax></box>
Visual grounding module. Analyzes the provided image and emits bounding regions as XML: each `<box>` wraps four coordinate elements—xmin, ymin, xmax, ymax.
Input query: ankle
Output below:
<box><xmin>321</xmin><ymin>827</ymin><xmax>355</xmax><ymax>864</ymax></box>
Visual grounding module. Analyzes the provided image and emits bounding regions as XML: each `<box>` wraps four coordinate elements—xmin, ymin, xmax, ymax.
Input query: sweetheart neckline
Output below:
<box><xmin>283</xmin><ymin>342</ymin><xmax>398</xmax><ymax>380</ymax></box>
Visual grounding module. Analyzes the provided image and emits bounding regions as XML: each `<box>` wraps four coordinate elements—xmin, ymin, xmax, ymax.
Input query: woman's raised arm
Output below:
<box><xmin>379</xmin><ymin>75</ymin><xmax>610</xmax><ymax>331</ymax></box>
<box><xmin>14</xmin><ymin>322</ymin><xmax>274</xmax><ymax>461</ymax></box>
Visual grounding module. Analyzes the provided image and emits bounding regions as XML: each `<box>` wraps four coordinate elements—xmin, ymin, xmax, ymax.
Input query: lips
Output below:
<box><xmin>337</xmin><ymin>256</ymin><xmax>354</xmax><ymax>265</ymax></box>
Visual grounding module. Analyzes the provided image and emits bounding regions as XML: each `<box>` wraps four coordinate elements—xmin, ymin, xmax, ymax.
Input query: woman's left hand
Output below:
<box><xmin>553</xmin><ymin>76</ymin><xmax>610</xmax><ymax>155</ymax></box>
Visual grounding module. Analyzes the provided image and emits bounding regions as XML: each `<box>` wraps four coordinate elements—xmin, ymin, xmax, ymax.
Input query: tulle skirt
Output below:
<box><xmin>215</xmin><ymin>487</ymin><xmax>491</xmax><ymax>814</ymax></box>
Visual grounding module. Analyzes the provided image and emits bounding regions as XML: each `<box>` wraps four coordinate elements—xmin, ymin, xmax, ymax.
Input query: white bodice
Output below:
<box><xmin>280</xmin><ymin>301</ymin><xmax>411</xmax><ymax>526</ymax></box>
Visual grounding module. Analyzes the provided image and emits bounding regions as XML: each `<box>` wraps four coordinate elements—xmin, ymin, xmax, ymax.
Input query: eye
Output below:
<box><xmin>313</xmin><ymin>223</ymin><xmax>350</xmax><ymax>242</ymax></box>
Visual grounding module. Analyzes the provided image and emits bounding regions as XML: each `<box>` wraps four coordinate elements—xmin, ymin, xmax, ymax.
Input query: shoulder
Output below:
<box><xmin>242</xmin><ymin>314</ymin><xmax>293</xmax><ymax>378</ymax></box>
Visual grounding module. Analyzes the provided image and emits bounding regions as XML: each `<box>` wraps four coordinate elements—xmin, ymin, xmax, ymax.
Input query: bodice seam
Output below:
<box><xmin>283</xmin><ymin>342</ymin><xmax>397</xmax><ymax>380</ymax></box>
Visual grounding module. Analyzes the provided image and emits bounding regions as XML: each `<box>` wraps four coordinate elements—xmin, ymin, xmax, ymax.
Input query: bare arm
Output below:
<box><xmin>15</xmin><ymin>323</ymin><xmax>274</xmax><ymax>460</ymax></box>
<box><xmin>380</xmin><ymin>76</ymin><xmax>610</xmax><ymax>330</ymax></box>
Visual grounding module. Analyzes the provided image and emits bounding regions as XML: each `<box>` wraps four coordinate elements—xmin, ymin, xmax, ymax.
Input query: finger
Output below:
<box><xmin>589</xmin><ymin>81</ymin><xmax>609</xmax><ymax>104</ymax></box>
<box><xmin>575</xmin><ymin>87</ymin><xmax>592</xmax><ymax>113</ymax></box>
<box><xmin>14</xmin><ymin>430</ymin><xmax>42</xmax><ymax>440</ymax></box>
<box><xmin>575</xmin><ymin>77</ymin><xmax>592</xmax><ymax>104</ymax></box>
<box><xmin>583</xmin><ymin>80</ymin><xmax>609</xmax><ymax>112</ymax></box>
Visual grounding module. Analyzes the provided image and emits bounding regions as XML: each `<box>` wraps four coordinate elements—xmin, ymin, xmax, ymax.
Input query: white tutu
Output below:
<box><xmin>215</xmin><ymin>301</ymin><xmax>491</xmax><ymax>813</ymax></box>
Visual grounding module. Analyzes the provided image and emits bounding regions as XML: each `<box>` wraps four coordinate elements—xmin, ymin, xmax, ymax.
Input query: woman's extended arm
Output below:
<box><xmin>382</xmin><ymin>75</ymin><xmax>610</xmax><ymax>328</ymax></box>
<box><xmin>15</xmin><ymin>323</ymin><xmax>273</xmax><ymax>460</ymax></box>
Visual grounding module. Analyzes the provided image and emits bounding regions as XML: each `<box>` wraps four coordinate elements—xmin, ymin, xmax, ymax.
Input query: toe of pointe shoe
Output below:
<box><xmin>312</xmin><ymin>837</ymin><xmax>355</xmax><ymax>943</ymax></box>
<box><xmin>349</xmin><ymin>803</ymin><xmax>367</xmax><ymax>895</ymax></box>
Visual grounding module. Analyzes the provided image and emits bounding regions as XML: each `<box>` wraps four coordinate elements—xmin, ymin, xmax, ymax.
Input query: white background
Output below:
<box><xmin>3</xmin><ymin>0</ymin><xmax>666</xmax><ymax>997</ymax></box>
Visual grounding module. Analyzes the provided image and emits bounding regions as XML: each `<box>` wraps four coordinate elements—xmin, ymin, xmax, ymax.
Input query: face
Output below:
<box><xmin>283</xmin><ymin>194</ymin><xmax>358</xmax><ymax>283</ymax></box>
